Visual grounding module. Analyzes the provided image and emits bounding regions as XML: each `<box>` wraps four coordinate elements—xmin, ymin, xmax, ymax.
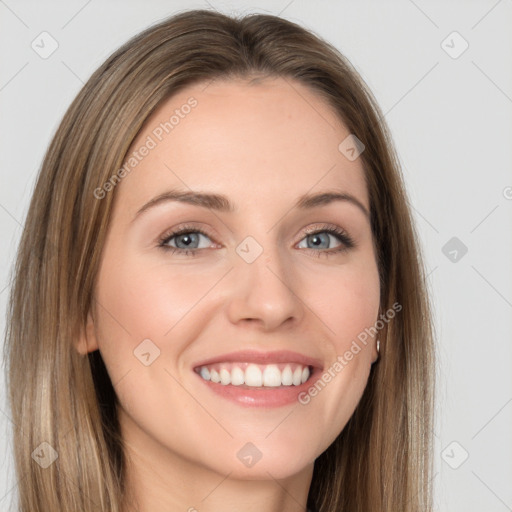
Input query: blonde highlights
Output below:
<box><xmin>4</xmin><ymin>9</ymin><xmax>435</xmax><ymax>511</ymax></box>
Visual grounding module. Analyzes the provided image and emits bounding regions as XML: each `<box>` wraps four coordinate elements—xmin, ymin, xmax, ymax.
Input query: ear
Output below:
<box><xmin>75</xmin><ymin>310</ymin><xmax>100</xmax><ymax>355</ymax></box>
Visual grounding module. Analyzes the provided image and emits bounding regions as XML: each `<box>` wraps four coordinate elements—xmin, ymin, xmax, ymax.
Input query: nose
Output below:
<box><xmin>225</xmin><ymin>243</ymin><xmax>304</xmax><ymax>331</ymax></box>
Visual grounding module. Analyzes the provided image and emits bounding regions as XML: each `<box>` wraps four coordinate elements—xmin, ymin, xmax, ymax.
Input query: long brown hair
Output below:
<box><xmin>4</xmin><ymin>9</ymin><xmax>435</xmax><ymax>511</ymax></box>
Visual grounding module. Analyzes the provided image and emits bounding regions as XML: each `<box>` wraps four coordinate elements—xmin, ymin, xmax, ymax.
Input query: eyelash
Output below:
<box><xmin>157</xmin><ymin>223</ymin><xmax>356</xmax><ymax>258</ymax></box>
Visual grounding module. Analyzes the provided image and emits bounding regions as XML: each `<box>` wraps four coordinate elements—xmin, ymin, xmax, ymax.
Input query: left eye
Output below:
<box><xmin>297</xmin><ymin>231</ymin><xmax>342</xmax><ymax>250</ymax></box>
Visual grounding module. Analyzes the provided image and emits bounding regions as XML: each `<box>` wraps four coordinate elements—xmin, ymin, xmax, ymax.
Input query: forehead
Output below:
<box><xmin>117</xmin><ymin>77</ymin><xmax>369</xmax><ymax>214</ymax></box>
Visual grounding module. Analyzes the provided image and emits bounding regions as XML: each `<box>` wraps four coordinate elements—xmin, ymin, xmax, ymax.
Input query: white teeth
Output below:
<box><xmin>220</xmin><ymin>368</ymin><xmax>231</xmax><ymax>385</ymax></box>
<box><xmin>262</xmin><ymin>365</ymin><xmax>281</xmax><ymax>387</ymax></box>
<box><xmin>281</xmin><ymin>365</ymin><xmax>293</xmax><ymax>386</ymax></box>
<box><xmin>245</xmin><ymin>364</ymin><xmax>263</xmax><ymax>387</ymax></box>
<box><xmin>197</xmin><ymin>362</ymin><xmax>313</xmax><ymax>387</ymax></box>
<box><xmin>200</xmin><ymin>367</ymin><xmax>210</xmax><ymax>381</ymax></box>
<box><xmin>231</xmin><ymin>366</ymin><xmax>245</xmax><ymax>386</ymax></box>
<box><xmin>292</xmin><ymin>366</ymin><xmax>302</xmax><ymax>386</ymax></box>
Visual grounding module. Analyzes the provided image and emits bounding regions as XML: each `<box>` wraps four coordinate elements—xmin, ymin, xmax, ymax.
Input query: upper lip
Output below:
<box><xmin>193</xmin><ymin>350</ymin><xmax>324</xmax><ymax>370</ymax></box>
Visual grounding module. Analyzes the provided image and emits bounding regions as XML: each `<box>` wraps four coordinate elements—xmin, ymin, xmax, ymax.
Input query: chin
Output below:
<box><xmin>216</xmin><ymin>454</ymin><xmax>315</xmax><ymax>481</ymax></box>
<box><xmin>218</xmin><ymin>436</ymin><xmax>318</xmax><ymax>480</ymax></box>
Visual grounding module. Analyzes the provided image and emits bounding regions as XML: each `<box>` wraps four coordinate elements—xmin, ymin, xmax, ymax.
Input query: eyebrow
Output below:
<box><xmin>132</xmin><ymin>188</ymin><xmax>370</xmax><ymax>222</ymax></box>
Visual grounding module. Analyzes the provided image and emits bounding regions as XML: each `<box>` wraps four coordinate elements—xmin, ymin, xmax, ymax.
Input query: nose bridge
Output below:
<box><xmin>226</xmin><ymin>233</ymin><xmax>302</xmax><ymax>329</ymax></box>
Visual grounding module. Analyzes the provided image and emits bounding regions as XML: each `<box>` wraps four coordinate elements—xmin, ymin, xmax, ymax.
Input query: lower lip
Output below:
<box><xmin>195</xmin><ymin>369</ymin><xmax>320</xmax><ymax>408</ymax></box>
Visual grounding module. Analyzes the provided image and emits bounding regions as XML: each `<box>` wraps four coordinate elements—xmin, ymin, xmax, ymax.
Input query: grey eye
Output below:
<box><xmin>297</xmin><ymin>232</ymin><xmax>341</xmax><ymax>250</ymax></box>
<box><xmin>167</xmin><ymin>232</ymin><xmax>211</xmax><ymax>249</ymax></box>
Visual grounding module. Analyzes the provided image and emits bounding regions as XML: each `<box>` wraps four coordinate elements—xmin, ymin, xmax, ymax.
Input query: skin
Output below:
<box><xmin>78</xmin><ymin>76</ymin><xmax>380</xmax><ymax>512</ymax></box>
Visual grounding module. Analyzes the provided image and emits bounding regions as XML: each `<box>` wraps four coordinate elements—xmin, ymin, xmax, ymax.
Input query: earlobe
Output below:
<box><xmin>371</xmin><ymin>339</ymin><xmax>380</xmax><ymax>364</ymax></box>
<box><xmin>75</xmin><ymin>311</ymin><xmax>99</xmax><ymax>355</ymax></box>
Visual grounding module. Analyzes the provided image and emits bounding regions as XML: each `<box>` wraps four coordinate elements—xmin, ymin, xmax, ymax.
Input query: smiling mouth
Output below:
<box><xmin>194</xmin><ymin>362</ymin><xmax>313</xmax><ymax>388</ymax></box>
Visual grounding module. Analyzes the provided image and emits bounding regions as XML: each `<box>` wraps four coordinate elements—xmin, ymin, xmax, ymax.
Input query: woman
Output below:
<box><xmin>4</xmin><ymin>9</ymin><xmax>435</xmax><ymax>512</ymax></box>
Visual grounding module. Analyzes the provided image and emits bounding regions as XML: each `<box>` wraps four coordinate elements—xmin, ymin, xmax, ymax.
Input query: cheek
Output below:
<box><xmin>91</xmin><ymin>259</ymin><xmax>173</xmax><ymax>381</ymax></box>
<box><xmin>303</xmin><ymin>259</ymin><xmax>380</xmax><ymax>348</ymax></box>
<box><xmin>91</xmin><ymin>259</ymin><xmax>211</xmax><ymax>435</ymax></box>
<box><xmin>296</xmin><ymin>260</ymin><xmax>379</xmax><ymax>441</ymax></box>
<box><xmin>94</xmin><ymin>257</ymin><xmax>217</xmax><ymax>343</ymax></box>
<box><xmin>91</xmin><ymin>255</ymin><xmax>230</xmax><ymax>401</ymax></box>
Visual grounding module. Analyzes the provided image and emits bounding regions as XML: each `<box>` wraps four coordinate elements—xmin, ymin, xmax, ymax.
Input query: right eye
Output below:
<box><xmin>158</xmin><ymin>225</ymin><xmax>217</xmax><ymax>256</ymax></box>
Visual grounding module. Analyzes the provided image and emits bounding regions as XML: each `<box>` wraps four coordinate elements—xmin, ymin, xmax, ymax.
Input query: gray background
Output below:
<box><xmin>1</xmin><ymin>0</ymin><xmax>511</xmax><ymax>510</ymax></box>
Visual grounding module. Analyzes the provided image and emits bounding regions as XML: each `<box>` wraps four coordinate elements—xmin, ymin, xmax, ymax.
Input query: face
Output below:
<box><xmin>80</xmin><ymin>77</ymin><xmax>380</xmax><ymax>483</ymax></box>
